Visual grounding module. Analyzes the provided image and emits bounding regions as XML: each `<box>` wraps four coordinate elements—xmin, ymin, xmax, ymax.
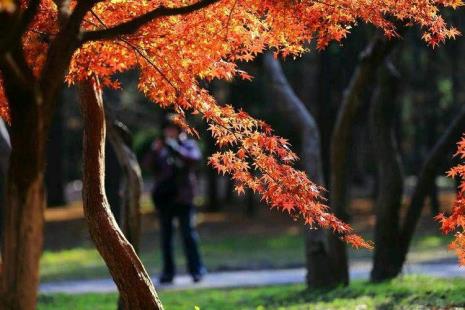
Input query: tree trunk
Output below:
<box><xmin>106</xmin><ymin>138</ymin><xmax>123</xmax><ymax>224</ymax></box>
<box><xmin>369</xmin><ymin>62</ymin><xmax>404</xmax><ymax>282</ymax></box>
<box><xmin>0</xmin><ymin>118</ymin><xmax>10</xmax><ymax>250</ymax></box>
<box><xmin>396</xmin><ymin>105</ymin><xmax>465</xmax><ymax>269</ymax></box>
<box><xmin>0</xmin><ymin>4</ymin><xmax>107</xmax><ymax>309</ymax></box>
<box><xmin>206</xmin><ymin>134</ymin><xmax>220</xmax><ymax>212</ymax></box>
<box><xmin>107</xmin><ymin>119</ymin><xmax>143</xmax><ymax>310</ymax></box>
<box><xmin>45</xmin><ymin>99</ymin><xmax>66</xmax><ymax>207</ymax></box>
<box><xmin>78</xmin><ymin>78</ymin><xmax>163</xmax><ymax>310</ymax></box>
<box><xmin>0</xmin><ymin>75</ymin><xmax>46</xmax><ymax>310</ymax></box>
<box><xmin>107</xmin><ymin>119</ymin><xmax>143</xmax><ymax>253</ymax></box>
<box><xmin>315</xmin><ymin>52</ymin><xmax>334</xmax><ymax>187</ymax></box>
<box><xmin>263</xmin><ymin>52</ymin><xmax>341</xmax><ymax>288</ymax></box>
<box><xmin>0</xmin><ymin>119</ymin><xmax>10</xmax><ymax>177</ymax></box>
<box><xmin>329</xmin><ymin>35</ymin><xmax>398</xmax><ymax>284</ymax></box>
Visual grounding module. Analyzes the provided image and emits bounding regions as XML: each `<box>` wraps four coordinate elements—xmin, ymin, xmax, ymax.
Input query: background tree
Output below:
<box><xmin>263</xmin><ymin>52</ymin><xmax>341</xmax><ymax>288</ymax></box>
<box><xmin>369</xmin><ymin>61</ymin><xmax>404</xmax><ymax>281</ymax></box>
<box><xmin>0</xmin><ymin>117</ymin><xmax>10</xmax><ymax>250</ymax></box>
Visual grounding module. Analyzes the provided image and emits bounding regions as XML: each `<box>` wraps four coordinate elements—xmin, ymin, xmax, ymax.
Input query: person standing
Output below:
<box><xmin>147</xmin><ymin>115</ymin><xmax>206</xmax><ymax>284</ymax></box>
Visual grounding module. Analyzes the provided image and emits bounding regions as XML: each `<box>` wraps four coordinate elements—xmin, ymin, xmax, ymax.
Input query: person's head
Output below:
<box><xmin>162</xmin><ymin>114</ymin><xmax>181</xmax><ymax>139</ymax></box>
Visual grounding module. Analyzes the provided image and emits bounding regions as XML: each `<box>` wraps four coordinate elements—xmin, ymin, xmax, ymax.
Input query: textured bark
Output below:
<box><xmin>263</xmin><ymin>52</ymin><xmax>341</xmax><ymax>288</ymax></box>
<box><xmin>369</xmin><ymin>63</ymin><xmax>404</xmax><ymax>282</ymax></box>
<box><xmin>0</xmin><ymin>6</ymin><xmax>97</xmax><ymax>306</ymax></box>
<box><xmin>0</xmin><ymin>70</ymin><xmax>46</xmax><ymax>310</ymax></box>
<box><xmin>79</xmin><ymin>78</ymin><xmax>163</xmax><ymax>310</ymax></box>
<box><xmin>329</xmin><ymin>36</ymin><xmax>398</xmax><ymax>284</ymax></box>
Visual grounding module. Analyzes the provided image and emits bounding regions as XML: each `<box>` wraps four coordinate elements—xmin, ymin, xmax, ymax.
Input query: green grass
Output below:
<box><xmin>40</xmin><ymin>228</ymin><xmax>455</xmax><ymax>283</ymax></box>
<box><xmin>38</xmin><ymin>275</ymin><xmax>465</xmax><ymax>309</ymax></box>
<box><xmin>40</xmin><ymin>232</ymin><xmax>305</xmax><ymax>282</ymax></box>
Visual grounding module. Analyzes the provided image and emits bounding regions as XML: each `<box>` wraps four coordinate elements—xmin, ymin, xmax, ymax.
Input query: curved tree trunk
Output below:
<box><xmin>263</xmin><ymin>52</ymin><xmax>341</xmax><ymax>288</ymax></box>
<box><xmin>78</xmin><ymin>78</ymin><xmax>163</xmax><ymax>310</ymax></box>
<box><xmin>369</xmin><ymin>62</ymin><xmax>404</xmax><ymax>281</ymax></box>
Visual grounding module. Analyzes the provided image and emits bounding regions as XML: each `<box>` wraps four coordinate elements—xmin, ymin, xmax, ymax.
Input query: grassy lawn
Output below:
<box><xmin>38</xmin><ymin>275</ymin><xmax>465</xmax><ymax>309</ymax></box>
<box><xmin>40</xmin><ymin>231</ymin><xmax>306</xmax><ymax>282</ymax></box>
<box><xmin>40</xmin><ymin>193</ymin><xmax>457</xmax><ymax>283</ymax></box>
<box><xmin>39</xmin><ymin>230</ymin><xmax>455</xmax><ymax>283</ymax></box>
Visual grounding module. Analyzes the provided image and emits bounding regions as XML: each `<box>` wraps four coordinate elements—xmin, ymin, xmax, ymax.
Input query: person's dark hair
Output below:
<box><xmin>161</xmin><ymin>113</ymin><xmax>182</xmax><ymax>131</ymax></box>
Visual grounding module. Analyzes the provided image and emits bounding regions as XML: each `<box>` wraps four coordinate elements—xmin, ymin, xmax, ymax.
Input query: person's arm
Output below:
<box><xmin>165</xmin><ymin>138</ymin><xmax>201</xmax><ymax>163</ymax></box>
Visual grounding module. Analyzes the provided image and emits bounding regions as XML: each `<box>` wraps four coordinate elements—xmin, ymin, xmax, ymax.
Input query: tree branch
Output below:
<box><xmin>0</xmin><ymin>0</ymin><xmax>40</xmax><ymax>54</ymax></box>
<box><xmin>39</xmin><ymin>0</ymin><xmax>95</xmax><ymax>109</ymax></box>
<box><xmin>263</xmin><ymin>52</ymin><xmax>316</xmax><ymax>134</ymax></box>
<box><xmin>81</xmin><ymin>0</ymin><xmax>220</xmax><ymax>43</ymax></box>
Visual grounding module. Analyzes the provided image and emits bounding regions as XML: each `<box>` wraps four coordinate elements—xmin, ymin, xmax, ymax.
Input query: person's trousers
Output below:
<box><xmin>157</xmin><ymin>202</ymin><xmax>204</xmax><ymax>277</ymax></box>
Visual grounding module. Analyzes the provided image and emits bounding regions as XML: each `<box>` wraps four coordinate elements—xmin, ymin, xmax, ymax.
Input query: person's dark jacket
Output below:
<box><xmin>147</xmin><ymin>136</ymin><xmax>201</xmax><ymax>205</ymax></box>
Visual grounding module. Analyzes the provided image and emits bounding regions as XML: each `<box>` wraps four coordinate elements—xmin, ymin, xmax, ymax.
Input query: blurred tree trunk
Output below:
<box><xmin>45</xmin><ymin>98</ymin><xmax>66</xmax><ymax>207</ymax></box>
<box><xmin>0</xmin><ymin>119</ymin><xmax>10</xmax><ymax>254</ymax></box>
<box><xmin>263</xmin><ymin>52</ymin><xmax>341</xmax><ymax>288</ymax></box>
<box><xmin>78</xmin><ymin>78</ymin><xmax>163</xmax><ymax>310</ymax></box>
<box><xmin>105</xmin><ymin>138</ymin><xmax>122</xmax><ymax>224</ymax></box>
<box><xmin>0</xmin><ymin>61</ymin><xmax>48</xmax><ymax>310</ymax></box>
<box><xmin>369</xmin><ymin>62</ymin><xmax>404</xmax><ymax>281</ymax></box>
<box><xmin>330</xmin><ymin>35</ymin><xmax>399</xmax><ymax>284</ymax></box>
<box><xmin>0</xmin><ymin>119</ymin><xmax>10</xmax><ymax>177</ymax></box>
<box><xmin>206</xmin><ymin>134</ymin><xmax>220</xmax><ymax>212</ymax></box>
<box><xmin>245</xmin><ymin>191</ymin><xmax>256</xmax><ymax>217</ymax></box>
<box><xmin>315</xmin><ymin>52</ymin><xmax>334</xmax><ymax>186</ymax></box>
<box><xmin>107</xmin><ymin>118</ymin><xmax>143</xmax><ymax>310</ymax></box>
<box><xmin>224</xmin><ymin>178</ymin><xmax>234</xmax><ymax>204</ymax></box>
<box><xmin>107</xmin><ymin>119</ymin><xmax>142</xmax><ymax>253</ymax></box>
<box><xmin>396</xmin><ymin>105</ymin><xmax>465</xmax><ymax>272</ymax></box>
<box><xmin>369</xmin><ymin>90</ymin><xmax>465</xmax><ymax>281</ymax></box>
<box><xmin>207</xmin><ymin>80</ymin><xmax>230</xmax><ymax>211</ymax></box>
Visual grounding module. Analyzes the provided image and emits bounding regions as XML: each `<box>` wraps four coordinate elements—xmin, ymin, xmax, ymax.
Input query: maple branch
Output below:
<box><xmin>39</xmin><ymin>0</ymin><xmax>96</xmax><ymax>106</ymax></box>
<box><xmin>81</xmin><ymin>0</ymin><xmax>221</xmax><ymax>43</ymax></box>
<box><xmin>87</xmin><ymin>10</ymin><xmax>179</xmax><ymax>92</ymax></box>
<box><xmin>16</xmin><ymin>0</ymin><xmax>41</xmax><ymax>40</ymax></box>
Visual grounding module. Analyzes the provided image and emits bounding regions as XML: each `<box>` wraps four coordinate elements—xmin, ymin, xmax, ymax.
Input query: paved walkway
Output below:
<box><xmin>40</xmin><ymin>262</ymin><xmax>465</xmax><ymax>294</ymax></box>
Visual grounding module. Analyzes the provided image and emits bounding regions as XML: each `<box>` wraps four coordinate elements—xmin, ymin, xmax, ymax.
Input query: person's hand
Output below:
<box><xmin>164</xmin><ymin>138</ymin><xmax>179</xmax><ymax>151</ymax></box>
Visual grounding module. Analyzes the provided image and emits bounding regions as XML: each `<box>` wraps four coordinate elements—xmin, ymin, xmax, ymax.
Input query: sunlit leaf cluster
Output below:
<box><xmin>437</xmin><ymin>136</ymin><xmax>465</xmax><ymax>265</ymax></box>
